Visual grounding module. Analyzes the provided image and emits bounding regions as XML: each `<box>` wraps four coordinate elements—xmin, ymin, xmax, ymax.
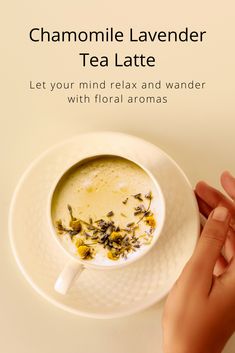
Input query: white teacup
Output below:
<box><xmin>48</xmin><ymin>154</ymin><xmax>165</xmax><ymax>295</ymax></box>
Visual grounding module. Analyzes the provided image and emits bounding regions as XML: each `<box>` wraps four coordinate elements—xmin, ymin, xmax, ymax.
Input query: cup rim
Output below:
<box><xmin>47</xmin><ymin>153</ymin><xmax>166</xmax><ymax>270</ymax></box>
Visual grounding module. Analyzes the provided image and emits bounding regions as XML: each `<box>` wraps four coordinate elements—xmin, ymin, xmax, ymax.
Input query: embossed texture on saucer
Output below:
<box><xmin>9</xmin><ymin>132</ymin><xmax>200</xmax><ymax>318</ymax></box>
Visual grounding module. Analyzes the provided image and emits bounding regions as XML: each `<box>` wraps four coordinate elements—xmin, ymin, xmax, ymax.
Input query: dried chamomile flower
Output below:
<box><xmin>138</xmin><ymin>233</ymin><xmax>148</xmax><ymax>239</ymax></box>
<box><xmin>56</xmin><ymin>219</ymin><xmax>64</xmax><ymax>234</ymax></box>
<box><xmin>109</xmin><ymin>231</ymin><xmax>123</xmax><ymax>243</ymax></box>
<box><xmin>145</xmin><ymin>191</ymin><xmax>153</xmax><ymax>200</ymax></box>
<box><xmin>77</xmin><ymin>245</ymin><xmax>91</xmax><ymax>259</ymax></box>
<box><xmin>143</xmin><ymin>234</ymin><xmax>153</xmax><ymax>245</ymax></box>
<box><xmin>69</xmin><ymin>219</ymin><xmax>82</xmax><ymax>232</ymax></box>
<box><xmin>73</xmin><ymin>237</ymin><xmax>84</xmax><ymax>248</ymax></box>
<box><xmin>107</xmin><ymin>249</ymin><xmax>120</xmax><ymax>260</ymax></box>
<box><xmin>145</xmin><ymin>215</ymin><xmax>156</xmax><ymax>228</ymax></box>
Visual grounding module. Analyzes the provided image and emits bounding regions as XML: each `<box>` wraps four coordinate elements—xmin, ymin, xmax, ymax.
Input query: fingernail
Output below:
<box><xmin>224</xmin><ymin>170</ymin><xmax>235</xmax><ymax>179</ymax></box>
<box><xmin>225</xmin><ymin>170</ymin><xmax>232</xmax><ymax>177</ymax></box>
<box><xmin>212</xmin><ymin>207</ymin><xmax>229</xmax><ymax>221</ymax></box>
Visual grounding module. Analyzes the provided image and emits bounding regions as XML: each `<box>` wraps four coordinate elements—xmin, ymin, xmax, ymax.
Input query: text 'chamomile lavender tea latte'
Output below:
<box><xmin>51</xmin><ymin>155</ymin><xmax>163</xmax><ymax>266</ymax></box>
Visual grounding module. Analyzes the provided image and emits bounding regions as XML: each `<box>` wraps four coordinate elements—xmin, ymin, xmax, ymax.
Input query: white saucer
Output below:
<box><xmin>9</xmin><ymin>132</ymin><xmax>200</xmax><ymax>319</ymax></box>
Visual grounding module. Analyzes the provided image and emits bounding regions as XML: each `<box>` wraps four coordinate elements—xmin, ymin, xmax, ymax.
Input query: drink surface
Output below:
<box><xmin>52</xmin><ymin>156</ymin><xmax>159</xmax><ymax>265</ymax></box>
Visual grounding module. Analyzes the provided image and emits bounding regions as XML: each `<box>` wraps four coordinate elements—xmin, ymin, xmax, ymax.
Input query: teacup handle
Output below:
<box><xmin>54</xmin><ymin>259</ymin><xmax>84</xmax><ymax>295</ymax></box>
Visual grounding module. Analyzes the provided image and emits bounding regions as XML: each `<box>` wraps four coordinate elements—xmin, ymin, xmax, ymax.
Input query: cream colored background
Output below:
<box><xmin>1</xmin><ymin>0</ymin><xmax>235</xmax><ymax>352</ymax></box>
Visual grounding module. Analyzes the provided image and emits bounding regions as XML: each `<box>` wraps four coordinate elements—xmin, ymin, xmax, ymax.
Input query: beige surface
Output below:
<box><xmin>1</xmin><ymin>0</ymin><xmax>235</xmax><ymax>352</ymax></box>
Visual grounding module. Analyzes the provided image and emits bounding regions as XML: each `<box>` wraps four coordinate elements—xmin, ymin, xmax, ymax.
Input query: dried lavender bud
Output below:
<box><xmin>69</xmin><ymin>230</ymin><xmax>79</xmax><ymax>236</ymax></box>
<box><xmin>122</xmin><ymin>197</ymin><xmax>128</xmax><ymax>205</ymax></box>
<box><xmin>97</xmin><ymin>219</ymin><xmax>108</xmax><ymax>229</ymax></box>
<box><xmin>135</xmin><ymin>204</ymin><xmax>146</xmax><ymax>213</ymax></box>
<box><xmin>67</xmin><ymin>204</ymin><xmax>72</xmax><ymax>213</ymax></box>
<box><xmin>67</xmin><ymin>204</ymin><xmax>76</xmax><ymax>220</ymax></box>
<box><xmin>144</xmin><ymin>211</ymin><xmax>151</xmax><ymax>217</ymax></box>
<box><xmin>84</xmin><ymin>232</ymin><xmax>91</xmax><ymax>238</ymax></box>
<box><xmin>126</xmin><ymin>222</ymin><xmax>135</xmax><ymax>228</ymax></box>
<box><xmin>106</xmin><ymin>225</ymin><xmax>113</xmax><ymax>236</ymax></box>
<box><xmin>133</xmin><ymin>193</ymin><xmax>143</xmax><ymax>201</ymax></box>
<box><xmin>100</xmin><ymin>233</ymin><xmax>109</xmax><ymax>243</ymax></box>
<box><xmin>107</xmin><ymin>211</ymin><xmax>114</xmax><ymax>217</ymax></box>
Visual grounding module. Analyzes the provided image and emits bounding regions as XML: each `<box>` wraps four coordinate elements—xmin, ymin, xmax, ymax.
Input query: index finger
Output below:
<box><xmin>195</xmin><ymin>181</ymin><xmax>235</xmax><ymax>219</ymax></box>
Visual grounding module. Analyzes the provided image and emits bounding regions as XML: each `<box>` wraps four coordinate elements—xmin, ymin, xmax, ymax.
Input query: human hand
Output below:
<box><xmin>195</xmin><ymin>171</ymin><xmax>235</xmax><ymax>276</ymax></box>
<box><xmin>162</xmin><ymin>171</ymin><xmax>235</xmax><ymax>353</ymax></box>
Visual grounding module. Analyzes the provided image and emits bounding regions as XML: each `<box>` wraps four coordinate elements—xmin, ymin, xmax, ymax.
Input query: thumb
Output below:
<box><xmin>192</xmin><ymin>206</ymin><xmax>231</xmax><ymax>275</ymax></box>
